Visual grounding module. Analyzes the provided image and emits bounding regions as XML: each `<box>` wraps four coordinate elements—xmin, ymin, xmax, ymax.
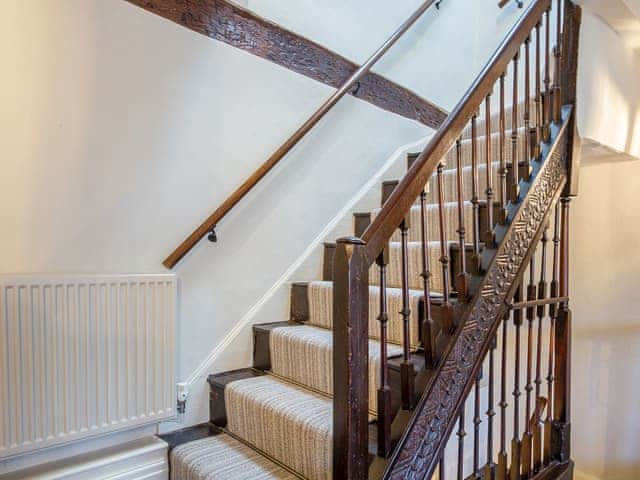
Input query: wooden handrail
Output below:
<box><xmin>362</xmin><ymin>0</ymin><xmax>551</xmax><ymax>262</ymax></box>
<box><xmin>499</xmin><ymin>0</ymin><xmax>524</xmax><ymax>8</ymax></box>
<box><xmin>162</xmin><ymin>0</ymin><xmax>441</xmax><ymax>269</ymax></box>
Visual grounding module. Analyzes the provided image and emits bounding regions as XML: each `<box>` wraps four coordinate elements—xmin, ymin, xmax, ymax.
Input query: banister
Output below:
<box><xmin>499</xmin><ymin>0</ymin><xmax>524</xmax><ymax>8</ymax></box>
<box><xmin>162</xmin><ymin>0</ymin><xmax>442</xmax><ymax>269</ymax></box>
<box><xmin>361</xmin><ymin>0</ymin><xmax>552</xmax><ymax>262</ymax></box>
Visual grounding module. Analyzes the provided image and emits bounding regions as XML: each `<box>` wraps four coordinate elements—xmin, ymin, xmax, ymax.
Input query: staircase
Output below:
<box><xmin>157</xmin><ymin>0</ymin><xmax>582</xmax><ymax>478</ymax></box>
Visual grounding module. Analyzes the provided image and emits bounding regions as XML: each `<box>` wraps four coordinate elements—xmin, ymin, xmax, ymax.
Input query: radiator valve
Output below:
<box><xmin>176</xmin><ymin>383</ymin><xmax>189</xmax><ymax>415</ymax></box>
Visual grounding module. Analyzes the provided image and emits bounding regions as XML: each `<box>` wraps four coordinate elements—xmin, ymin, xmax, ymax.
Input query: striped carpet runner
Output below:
<box><xmin>169</xmin><ymin>104</ymin><xmax>531</xmax><ymax>479</ymax></box>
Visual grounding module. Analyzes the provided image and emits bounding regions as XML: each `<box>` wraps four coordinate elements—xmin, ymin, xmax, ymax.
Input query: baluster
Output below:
<box><xmin>457</xmin><ymin>410</ymin><xmax>466</xmax><ymax>480</ymax></box>
<box><xmin>552</xmin><ymin>197</ymin><xmax>572</xmax><ymax>462</ymax></box>
<box><xmin>420</xmin><ymin>189</ymin><xmax>436</xmax><ymax>368</ymax></box>
<box><xmin>543</xmin><ymin>7</ymin><xmax>552</xmax><ymax>142</ymax></box>
<box><xmin>552</xmin><ymin>0</ymin><xmax>563</xmax><ymax>123</ymax></box>
<box><xmin>511</xmin><ymin>280</ymin><xmax>523</xmax><ymax>480</ymax></box>
<box><xmin>533</xmin><ymin>223</ymin><xmax>549</xmax><ymax>472</ymax></box>
<box><xmin>497</xmin><ymin>313</ymin><xmax>509</xmax><ymax>480</ymax></box>
<box><xmin>455</xmin><ymin>138</ymin><xmax>470</xmax><ymax>299</ymax></box>
<box><xmin>437</xmin><ymin>162</ymin><xmax>455</xmax><ymax>334</ymax></box>
<box><xmin>510</xmin><ymin>51</ymin><xmax>520</xmax><ymax>204</ymax></box>
<box><xmin>523</xmin><ymin>258</ymin><xmax>537</xmax><ymax>478</ymax></box>
<box><xmin>484</xmin><ymin>92</ymin><xmax>496</xmax><ymax>246</ymax></box>
<box><xmin>499</xmin><ymin>73</ymin><xmax>508</xmax><ymax>222</ymax></box>
<box><xmin>376</xmin><ymin>251</ymin><xmax>392</xmax><ymax>457</ymax></box>
<box><xmin>523</xmin><ymin>35</ymin><xmax>532</xmax><ymax>179</ymax></box>
<box><xmin>471</xmin><ymin>113</ymin><xmax>481</xmax><ymax>260</ymax></box>
<box><xmin>400</xmin><ymin>218</ymin><xmax>416</xmax><ymax>410</ymax></box>
<box><xmin>485</xmin><ymin>336</ymin><xmax>497</xmax><ymax>479</ymax></box>
<box><xmin>533</xmin><ymin>21</ymin><xmax>542</xmax><ymax>159</ymax></box>
<box><xmin>544</xmin><ymin>204</ymin><xmax>560</xmax><ymax>465</ymax></box>
<box><xmin>473</xmin><ymin>371</ymin><xmax>482</xmax><ymax>479</ymax></box>
<box><xmin>440</xmin><ymin>455</ymin><xmax>446</xmax><ymax>480</ymax></box>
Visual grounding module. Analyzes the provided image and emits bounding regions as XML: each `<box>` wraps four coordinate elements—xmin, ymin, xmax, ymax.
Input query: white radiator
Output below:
<box><xmin>0</xmin><ymin>274</ymin><xmax>177</xmax><ymax>459</ymax></box>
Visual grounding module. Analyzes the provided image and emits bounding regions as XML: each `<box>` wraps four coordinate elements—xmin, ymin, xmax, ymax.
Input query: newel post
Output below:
<box><xmin>551</xmin><ymin>197</ymin><xmax>571</xmax><ymax>463</ymax></box>
<box><xmin>333</xmin><ymin>236</ymin><xmax>370</xmax><ymax>479</ymax></box>
<box><xmin>561</xmin><ymin>0</ymin><xmax>582</xmax><ymax>198</ymax></box>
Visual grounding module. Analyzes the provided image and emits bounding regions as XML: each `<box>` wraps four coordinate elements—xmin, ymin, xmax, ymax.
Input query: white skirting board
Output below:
<box><xmin>0</xmin><ymin>437</ymin><xmax>168</xmax><ymax>480</ymax></box>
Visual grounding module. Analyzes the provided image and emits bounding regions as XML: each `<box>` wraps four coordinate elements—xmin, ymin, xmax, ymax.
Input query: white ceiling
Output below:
<box><xmin>577</xmin><ymin>0</ymin><xmax>640</xmax><ymax>52</ymax></box>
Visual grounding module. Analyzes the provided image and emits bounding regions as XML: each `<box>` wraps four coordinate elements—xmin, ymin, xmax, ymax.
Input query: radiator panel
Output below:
<box><xmin>0</xmin><ymin>274</ymin><xmax>177</xmax><ymax>459</ymax></box>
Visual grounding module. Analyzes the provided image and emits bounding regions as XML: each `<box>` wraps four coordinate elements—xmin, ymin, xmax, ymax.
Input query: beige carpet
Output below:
<box><xmin>225</xmin><ymin>375</ymin><xmax>333</xmax><ymax>480</ymax></box>
<box><xmin>170</xmin><ymin>434</ymin><xmax>297</xmax><ymax>480</ymax></box>
<box><xmin>269</xmin><ymin>324</ymin><xmax>403</xmax><ymax>412</ymax></box>
<box><xmin>306</xmin><ymin>280</ymin><xmax>422</xmax><ymax>349</ymax></box>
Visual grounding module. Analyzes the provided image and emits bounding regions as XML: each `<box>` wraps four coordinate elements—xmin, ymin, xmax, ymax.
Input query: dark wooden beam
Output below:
<box><xmin>125</xmin><ymin>0</ymin><xmax>448</xmax><ymax>129</ymax></box>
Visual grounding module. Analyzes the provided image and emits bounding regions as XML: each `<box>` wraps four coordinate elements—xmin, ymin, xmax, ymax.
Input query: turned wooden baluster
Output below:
<box><xmin>552</xmin><ymin>0</ymin><xmax>563</xmax><ymax>123</ymax></box>
<box><xmin>533</xmin><ymin>222</ymin><xmax>549</xmax><ymax>472</ymax></box>
<box><xmin>457</xmin><ymin>410</ymin><xmax>466</xmax><ymax>480</ymax></box>
<box><xmin>510</xmin><ymin>51</ymin><xmax>520</xmax><ymax>203</ymax></box>
<box><xmin>552</xmin><ymin>197</ymin><xmax>572</xmax><ymax>462</ymax></box>
<box><xmin>544</xmin><ymin>203</ymin><xmax>560</xmax><ymax>465</ymax></box>
<box><xmin>523</xmin><ymin>35</ymin><xmax>532</xmax><ymax>178</ymax></box>
<box><xmin>543</xmin><ymin>7</ymin><xmax>552</xmax><ymax>140</ymax></box>
<box><xmin>485</xmin><ymin>337</ymin><xmax>497</xmax><ymax>479</ymax></box>
<box><xmin>511</xmin><ymin>279</ymin><xmax>523</xmax><ymax>480</ymax></box>
<box><xmin>484</xmin><ymin>92</ymin><xmax>496</xmax><ymax>245</ymax></box>
<box><xmin>473</xmin><ymin>371</ymin><xmax>482</xmax><ymax>478</ymax></box>
<box><xmin>471</xmin><ymin>113</ymin><xmax>481</xmax><ymax>261</ymax></box>
<box><xmin>437</xmin><ymin>162</ymin><xmax>455</xmax><ymax>334</ymax></box>
<box><xmin>400</xmin><ymin>216</ymin><xmax>416</xmax><ymax>410</ymax></box>
<box><xmin>497</xmin><ymin>312</ymin><xmax>510</xmax><ymax>480</ymax></box>
<box><xmin>499</xmin><ymin>73</ymin><xmax>508</xmax><ymax>221</ymax></box>
<box><xmin>522</xmin><ymin>258</ymin><xmax>537</xmax><ymax>478</ymax></box>
<box><xmin>455</xmin><ymin>138</ymin><xmax>470</xmax><ymax>299</ymax></box>
<box><xmin>420</xmin><ymin>189</ymin><xmax>436</xmax><ymax>368</ymax></box>
<box><xmin>533</xmin><ymin>21</ymin><xmax>542</xmax><ymax>159</ymax></box>
<box><xmin>376</xmin><ymin>251</ymin><xmax>392</xmax><ymax>457</ymax></box>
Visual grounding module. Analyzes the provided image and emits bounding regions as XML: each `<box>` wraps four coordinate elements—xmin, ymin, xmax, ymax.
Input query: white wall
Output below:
<box><xmin>246</xmin><ymin>0</ymin><xmax>536</xmax><ymax>110</ymax></box>
<box><xmin>571</xmin><ymin>159</ymin><xmax>640</xmax><ymax>480</ymax></box>
<box><xmin>0</xmin><ymin>0</ymin><xmax>428</xmax><ymax>433</ymax></box>
<box><xmin>577</xmin><ymin>10</ymin><xmax>640</xmax><ymax>160</ymax></box>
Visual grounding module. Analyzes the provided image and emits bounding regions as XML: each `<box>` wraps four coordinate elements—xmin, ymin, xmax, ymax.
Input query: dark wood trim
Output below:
<box><xmin>125</xmin><ymin>0</ymin><xmax>447</xmax><ymax>130</ymax></box>
<box><xmin>384</xmin><ymin>105</ymin><xmax>571</xmax><ymax>479</ymax></box>
<box><xmin>362</xmin><ymin>0</ymin><xmax>553</xmax><ymax>262</ymax></box>
<box><xmin>561</xmin><ymin>1</ymin><xmax>582</xmax><ymax>198</ymax></box>
<box><xmin>158</xmin><ymin>423</ymin><xmax>219</xmax><ymax>451</ymax></box>
<box><xmin>332</xmin><ymin>237</ymin><xmax>370</xmax><ymax>479</ymax></box>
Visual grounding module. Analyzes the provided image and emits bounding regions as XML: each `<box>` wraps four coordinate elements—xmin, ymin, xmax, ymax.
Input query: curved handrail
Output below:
<box><xmin>361</xmin><ymin>0</ymin><xmax>551</xmax><ymax>263</ymax></box>
<box><xmin>163</xmin><ymin>0</ymin><xmax>442</xmax><ymax>269</ymax></box>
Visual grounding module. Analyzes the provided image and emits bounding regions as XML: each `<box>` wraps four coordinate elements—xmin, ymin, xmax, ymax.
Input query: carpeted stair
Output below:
<box><xmin>166</xmin><ymin>105</ymin><xmax>532</xmax><ymax>479</ymax></box>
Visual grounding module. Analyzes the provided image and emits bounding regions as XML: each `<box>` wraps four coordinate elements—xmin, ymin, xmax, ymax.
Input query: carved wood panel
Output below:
<box><xmin>386</xmin><ymin>119</ymin><xmax>569</xmax><ymax>479</ymax></box>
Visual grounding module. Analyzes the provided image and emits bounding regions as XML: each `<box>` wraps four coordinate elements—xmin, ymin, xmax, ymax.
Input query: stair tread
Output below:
<box><xmin>224</xmin><ymin>374</ymin><xmax>332</xmax><ymax>480</ymax></box>
<box><xmin>305</xmin><ymin>280</ymin><xmax>423</xmax><ymax>349</ymax></box>
<box><xmin>268</xmin><ymin>324</ymin><xmax>402</xmax><ymax>409</ymax></box>
<box><xmin>170</xmin><ymin>433</ymin><xmax>297</xmax><ymax>480</ymax></box>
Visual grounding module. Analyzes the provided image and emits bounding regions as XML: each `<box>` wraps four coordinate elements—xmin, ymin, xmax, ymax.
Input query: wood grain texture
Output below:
<box><xmin>125</xmin><ymin>0</ymin><xmax>447</xmax><ymax>129</ymax></box>
<box><xmin>362</xmin><ymin>0</ymin><xmax>552</xmax><ymax>262</ymax></box>
<box><xmin>384</xmin><ymin>107</ymin><xmax>571</xmax><ymax>480</ymax></box>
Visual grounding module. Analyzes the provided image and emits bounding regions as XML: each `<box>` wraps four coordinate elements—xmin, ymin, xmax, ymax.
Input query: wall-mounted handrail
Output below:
<box><xmin>163</xmin><ymin>0</ymin><xmax>442</xmax><ymax>269</ymax></box>
<box><xmin>499</xmin><ymin>0</ymin><xmax>524</xmax><ymax>8</ymax></box>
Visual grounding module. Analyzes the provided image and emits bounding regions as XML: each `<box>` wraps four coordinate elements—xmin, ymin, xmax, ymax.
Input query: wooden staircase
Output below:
<box><xmin>156</xmin><ymin>0</ymin><xmax>582</xmax><ymax>478</ymax></box>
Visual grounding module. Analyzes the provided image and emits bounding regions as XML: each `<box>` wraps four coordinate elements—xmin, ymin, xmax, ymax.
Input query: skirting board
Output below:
<box><xmin>0</xmin><ymin>437</ymin><xmax>168</xmax><ymax>480</ymax></box>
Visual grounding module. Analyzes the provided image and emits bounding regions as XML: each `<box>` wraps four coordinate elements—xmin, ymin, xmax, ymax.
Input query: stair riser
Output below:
<box><xmin>251</xmin><ymin>324</ymin><xmax>407</xmax><ymax>416</ymax></box>
<box><xmin>290</xmin><ymin>282</ymin><xmax>459</xmax><ymax>358</ymax></box>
